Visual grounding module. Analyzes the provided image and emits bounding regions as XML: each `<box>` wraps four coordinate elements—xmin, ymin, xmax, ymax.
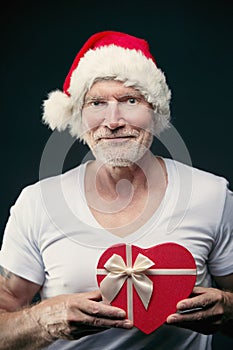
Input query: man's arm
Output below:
<box><xmin>0</xmin><ymin>266</ymin><xmax>51</xmax><ymax>350</ymax></box>
<box><xmin>0</xmin><ymin>266</ymin><xmax>133</xmax><ymax>350</ymax></box>
<box><xmin>166</xmin><ymin>274</ymin><xmax>233</xmax><ymax>336</ymax></box>
<box><xmin>211</xmin><ymin>274</ymin><xmax>233</xmax><ymax>337</ymax></box>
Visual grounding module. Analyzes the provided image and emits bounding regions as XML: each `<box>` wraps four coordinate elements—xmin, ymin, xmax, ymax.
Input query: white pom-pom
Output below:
<box><xmin>42</xmin><ymin>90</ymin><xmax>73</xmax><ymax>131</ymax></box>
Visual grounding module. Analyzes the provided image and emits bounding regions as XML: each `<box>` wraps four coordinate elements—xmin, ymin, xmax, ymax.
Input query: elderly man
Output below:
<box><xmin>0</xmin><ymin>31</ymin><xmax>233</xmax><ymax>350</ymax></box>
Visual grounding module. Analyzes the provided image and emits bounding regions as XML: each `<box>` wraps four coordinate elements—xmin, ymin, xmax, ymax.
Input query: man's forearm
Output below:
<box><xmin>0</xmin><ymin>308</ymin><xmax>52</xmax><ymax>350</ymax></box>
<box><xmin>220</xmin><ymin>291</ymin><xmax>233</xmax><ymax>338</ymax></box>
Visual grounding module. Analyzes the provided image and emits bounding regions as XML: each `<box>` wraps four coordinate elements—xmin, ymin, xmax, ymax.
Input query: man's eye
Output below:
<box><xmin>127</xmin><ymin>98</ymin><xmax>138</xmax><ymax>105</ymax></box>
<box><xmin>91</xmin><ymin>101</ymin><xmax>101</xmax><ymax>107</ymax></box>
<box><xmin>91</xmin><ymin>101</ymin><xmax>103</xmax><ymax>107</ymax></box>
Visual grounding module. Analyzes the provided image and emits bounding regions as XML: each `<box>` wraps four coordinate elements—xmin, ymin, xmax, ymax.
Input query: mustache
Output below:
<box><xmin>93</xmin><ymin>128</ymin><xmax>140</xmax><ymax>141</ymax></box>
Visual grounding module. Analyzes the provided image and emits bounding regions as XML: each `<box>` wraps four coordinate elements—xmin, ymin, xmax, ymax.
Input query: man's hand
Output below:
<box><xmin>0</xmin><ymin>268</ymin><xmax>133</xmax><ymax>350</ymax></box>
<box><xmin>30</xmin><ymin>289</ymin><xmax>133</xmax><ymax>341</ymax></box>
<box><xmin>166</xmin><ymin>286</ymin><xmax>233</xmax><ymax>335</ymax></box>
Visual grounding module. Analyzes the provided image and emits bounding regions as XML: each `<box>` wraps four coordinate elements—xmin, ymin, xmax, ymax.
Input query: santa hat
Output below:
<box><xmin>42</xmin><ymin>31</ymin><xmax>171</xmax><ymax>140</ymax></box>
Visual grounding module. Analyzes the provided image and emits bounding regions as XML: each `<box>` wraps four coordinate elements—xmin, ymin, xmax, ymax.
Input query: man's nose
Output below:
<box><xmin>102</xmin><ymin>102</ymin><xmax>126</xmax><ymax>129</ymax></box>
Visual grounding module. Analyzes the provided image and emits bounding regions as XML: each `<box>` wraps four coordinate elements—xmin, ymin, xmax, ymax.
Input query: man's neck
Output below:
<box><xmin>84</xmin><ymin>153</ymin><xmax>168</xmax><ymax>236</ymax></box>
<box><xmin>86</xmin><ymin>153</ymin><xmax>166</xmax><ymax>200</ymax></box>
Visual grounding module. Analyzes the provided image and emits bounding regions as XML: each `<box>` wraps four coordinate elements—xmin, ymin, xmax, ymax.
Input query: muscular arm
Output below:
<box><xmin>0</xmin><ymin>266</ymin><xmax>50</xmax><ymax>350</ymax></box>
<box><xmin>0</xmin><ymin>266</ymin><xmax>133</xmax><ymax>350</ymax></box>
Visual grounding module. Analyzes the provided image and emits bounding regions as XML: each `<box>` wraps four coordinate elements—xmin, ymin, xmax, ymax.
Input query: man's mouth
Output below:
<box><xmin>94</xmin><ymin>131</ymin><xmax>139</xmax><ymax>140</ymax></box>
<box><xmin>96</xmin><ymin>135</ymin><xmax>136</xmax><ymax>142</ymax></box>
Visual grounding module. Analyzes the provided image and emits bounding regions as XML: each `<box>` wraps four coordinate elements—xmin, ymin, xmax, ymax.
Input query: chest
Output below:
<box><xmin>87</xmin><ymin>187</ymin><xmax>166</xmax><ymax>237</ymax></box>
<box><xmin>40</xmin><ymin>220</ymin><xmax>214</xmax><ymax>300</ymax></box>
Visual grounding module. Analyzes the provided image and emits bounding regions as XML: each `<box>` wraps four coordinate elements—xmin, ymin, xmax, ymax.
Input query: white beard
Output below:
<box><xmin>92</xmin><ymin>139</ymin><xmax>152</xmax><ymax>167</ymax></box>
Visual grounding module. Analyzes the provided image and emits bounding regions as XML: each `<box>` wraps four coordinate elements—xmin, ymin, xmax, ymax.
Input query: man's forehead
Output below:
<box><xmin>86</xmin><ymin>80</ymin><xmax>143</xmax><ymax>98</ymax></box>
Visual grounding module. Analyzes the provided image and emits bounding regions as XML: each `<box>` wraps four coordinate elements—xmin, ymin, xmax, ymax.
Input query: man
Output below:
<box><xmin>0</xmin><ymin>31</ymin><xmax>232</xmax><ymax>349</ymax></box>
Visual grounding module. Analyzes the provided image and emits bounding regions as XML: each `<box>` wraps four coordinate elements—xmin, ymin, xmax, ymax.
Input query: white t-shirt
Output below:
<box><xmin>1</xmin><ymin>158</ymin><xmax>233</xmax><ymax>350</ymax></box>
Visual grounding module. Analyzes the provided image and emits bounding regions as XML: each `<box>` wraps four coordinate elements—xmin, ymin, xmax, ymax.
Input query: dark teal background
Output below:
<box><xmin>1</xmin><ymin>1</ymin><xmax>233</xmax><ymax>347</ymax></box>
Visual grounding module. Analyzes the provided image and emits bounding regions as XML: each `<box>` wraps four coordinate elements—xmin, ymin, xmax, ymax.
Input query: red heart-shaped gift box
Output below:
<box><xmin>96</xmin><ymin>243</ymin><xmax>196</xmax><ymax>334</ymax></box>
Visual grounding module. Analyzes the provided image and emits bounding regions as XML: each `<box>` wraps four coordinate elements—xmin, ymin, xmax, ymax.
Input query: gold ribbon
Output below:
<box><xmin>99</xmin><ymin>251</ymin><xmax>154</xmax><ymax>310</ymax></box>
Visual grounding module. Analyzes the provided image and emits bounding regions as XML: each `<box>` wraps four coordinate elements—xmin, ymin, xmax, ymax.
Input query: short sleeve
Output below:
<box><xmin>0</xmin><ymin>186</ymin><xmax>45</xmax><ymax>285</ymax></box>
<box><xmin>208</xmin><ymin>187</ymin><xmax>233</xmax><ymax>276</ymax></box>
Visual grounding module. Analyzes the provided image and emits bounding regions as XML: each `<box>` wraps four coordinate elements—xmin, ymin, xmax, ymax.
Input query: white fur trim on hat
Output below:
<box><xmin>42</xmin><ymin>90</ymin><xmax>73</xmax><ymax>131</ymax></box>
<box><xmin>42</xmin><ymin>45</ymin><xmax>171</xmax><ymax>140</ymax></box>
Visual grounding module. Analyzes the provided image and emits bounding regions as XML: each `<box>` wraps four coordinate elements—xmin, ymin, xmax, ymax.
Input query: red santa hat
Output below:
<box><xmin>42</xmin><ymin>31</ymin><xmax>171</xmax><ymax>140</ymax></box>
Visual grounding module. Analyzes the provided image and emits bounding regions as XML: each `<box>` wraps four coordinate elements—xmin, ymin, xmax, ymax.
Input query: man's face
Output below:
<box><xmin>81</xmin><ymin>80</ymin><xmax>154</xmax><ymax>167</ymax></box>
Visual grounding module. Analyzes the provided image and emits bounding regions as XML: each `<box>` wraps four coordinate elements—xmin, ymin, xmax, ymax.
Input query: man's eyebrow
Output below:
<box><xmin>84</xmin><ymin>96</ymin><xmax>106</xmax><ymax>103</ymax></box>
<box><xmin>86</xmin><ymin>92</ymin><xmax>143</xmax><ymax>99</ymax></box>
<box><xmin>116</xmin><ymin>92</ymin><xmax>144</xmax><ymax>99</ymax></box>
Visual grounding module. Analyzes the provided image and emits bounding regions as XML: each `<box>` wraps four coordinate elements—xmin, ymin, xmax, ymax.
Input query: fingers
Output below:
<box><xmin>166</xmin><ymin>309</ymin><xmax>223</xmax><ymax>335</ymax></box>
<box><xmin>74</xmin><ymin>312</ymin><xmax>133</xmax><ymax>329</ymax></box>
<box><xmin>73</xmin><ymin>292</ymin><xmax>133</xmax><ymax>329</ymax></box>
<box><xmin>167</xmin><ymin>308</ymin><xmax>218</xmax><ymax>324</ymax></box>
<box><xmin>176</xmin><ymin>287</ymin><xmax>222</xmax><ymax>311</ymax></box>
<box><xmin>66</xmin><ymin>290</ymin><xmax>133</xmax><ymax>331</ymax></box>
<box><xmin>88</xmin><ymin>302</ymin><xmax>127</xmax><ymax>320</ymax></box>
<box><xmin>166</xmin><ymin>287</ymin><xmax>226</xmax><ymax>334</ymax></box>
<box><xmin>73</xmin><ymin>289</ymin><xmax>126</xmax><ymax>318</ymax></box>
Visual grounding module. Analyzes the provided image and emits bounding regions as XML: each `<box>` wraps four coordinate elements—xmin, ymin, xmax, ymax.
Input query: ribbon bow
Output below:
<box><xmin>100</xmin><ymin>253</ymin><xmax>154</xmax><ymax>309</ymax></box>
